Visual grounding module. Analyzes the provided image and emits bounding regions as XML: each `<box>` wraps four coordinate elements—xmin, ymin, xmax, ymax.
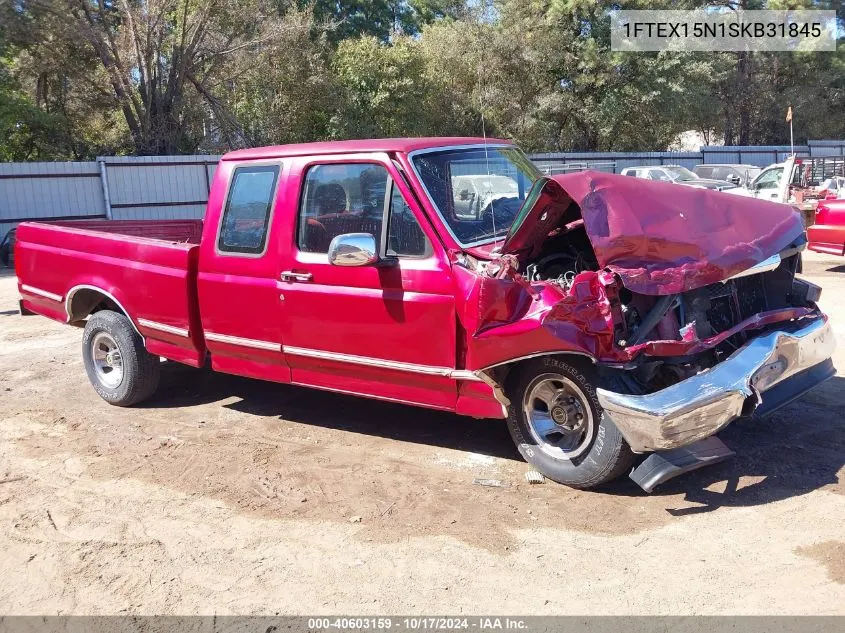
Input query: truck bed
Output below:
<box><xmin>51</xmin><ymin>219</ymin><xmax>203</xmax><ymax>243</ymax></box>
<box><xmin>16</xmin><ymin>220</ymin><xmax>206</xmax><ymax>367</ymax></box>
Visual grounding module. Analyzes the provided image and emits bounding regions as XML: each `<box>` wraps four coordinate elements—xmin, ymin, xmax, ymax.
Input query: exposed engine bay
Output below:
<box><xmin>523</xmin><ymin>220</ymin><xmax>598</xmax><ymax>286</ymax></box>
<box><xmin>457</xmin><ymin>172</ymin><xmax>822</xmax><ymax>398</ymax></box>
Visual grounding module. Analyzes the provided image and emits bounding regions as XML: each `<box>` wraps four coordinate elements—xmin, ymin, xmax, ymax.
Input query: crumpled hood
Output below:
<box><xmin>502</xmin><ymin>171</ymin><xmax>805</xmax><ymax>295</ymax></box>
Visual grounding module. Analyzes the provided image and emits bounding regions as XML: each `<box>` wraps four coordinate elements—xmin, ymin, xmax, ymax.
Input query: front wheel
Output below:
<box><xmin>505</xmin><ymin>356</ymin><xmax>636</xmax><ymax>489</ymax></box>
<box><xmin>82</xmin><ymin>310</ymin><xmax>160</xmax><ymax>406</ymax></box>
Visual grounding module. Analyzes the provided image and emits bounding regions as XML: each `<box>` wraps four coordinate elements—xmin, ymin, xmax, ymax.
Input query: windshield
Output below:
<box><xmin>664</xmin><ymin>166</ymin><xmax>698</xmax><ymax>181</ymax></box>
<box><xmin>411</xmin><ymin>146</ymin><xmax>542</xmax><ymax>245</ymax></box>
<box><xmin>745</xmin><ymin>167</ymin><xmax>762</xmax><ymax>181</ymax></box>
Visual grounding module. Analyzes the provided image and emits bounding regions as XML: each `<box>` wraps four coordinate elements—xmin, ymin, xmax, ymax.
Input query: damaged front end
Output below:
<box><xmin>456</xmin><ymin>172</ymin><xmax>835</xmax><ymax>478</ymax></box>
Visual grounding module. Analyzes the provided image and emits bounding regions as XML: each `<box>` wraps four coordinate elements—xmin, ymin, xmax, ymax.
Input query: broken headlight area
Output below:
<box><xmin>599</xmin><ymin>249</ymin><xmax>822</xmax><ymax>394</ymax></box>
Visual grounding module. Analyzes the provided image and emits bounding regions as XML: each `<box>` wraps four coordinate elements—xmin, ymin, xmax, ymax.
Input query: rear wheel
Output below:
<box><xmin>82</xmin><ymin>310</ymin><xmax>160</xmax><ymax>406</ymax></box>
<box><xmin>505</xmin><ymin>356</ymin><xmax>636</xmax><ymax>489</ymax></box>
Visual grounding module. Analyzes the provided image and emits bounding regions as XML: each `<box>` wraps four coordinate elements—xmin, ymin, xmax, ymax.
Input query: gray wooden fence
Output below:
<box><xmin>0</xmin><ymin>155</ymin><xmax>220</xmax><ymax>243</ymax></box>
<box><xmin>2</xmin><ymin>140</ymin><xmax>845</xmax><ymax>242</ymax></box>
<box><xmin>530</xmin><ymin>140</ymin><xmax>845</xmax><ymax>175</ymax></box>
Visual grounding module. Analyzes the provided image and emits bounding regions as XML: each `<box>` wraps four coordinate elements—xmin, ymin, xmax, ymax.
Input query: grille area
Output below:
<box><xmin>680</xmin><ymin>263</ymin><xmax>790</xmax><ymax>341</ymax></box>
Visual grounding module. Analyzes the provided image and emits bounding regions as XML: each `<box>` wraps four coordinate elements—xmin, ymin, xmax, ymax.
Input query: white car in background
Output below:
<box><xmin>693</xmin><ymin>164</ymin><xmax>762</xmax><ymax>188</ymax></box>
<box><xmin>451</xmin><ymin>174</ymin><xmax>520</xmax><ymax>219</ymax></box>
<box><xmin>817</xmin><ymin>176</ymin><xmax>845</xmax><ymax>199</ymax></box>
<box><xmin>620</xmin><ymin>165</ymin><xmax>737</xmax><ymax>191</ymax></box>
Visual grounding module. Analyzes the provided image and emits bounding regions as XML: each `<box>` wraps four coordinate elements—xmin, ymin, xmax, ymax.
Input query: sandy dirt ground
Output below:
<box><xmin>0</xmin><ymin>251</ymin><xmax>843</xmax><ymax>615</ymax></box>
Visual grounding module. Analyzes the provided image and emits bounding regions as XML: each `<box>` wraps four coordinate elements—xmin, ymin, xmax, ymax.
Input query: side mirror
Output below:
<box><xmin>328</xmin><ymin>233</ymin><xmax>379</xmax><ymax>267</ymax></box>
<box><xmin>728</xmin><ymin>175</ymin><xmax>741</xmax><ymax>185</ymax></box>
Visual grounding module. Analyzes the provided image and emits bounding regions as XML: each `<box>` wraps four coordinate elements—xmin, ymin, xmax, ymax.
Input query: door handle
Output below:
<box><xmin>280</xmin><ymin>271</ymin><xmax>313</xmax><ymax>282</ymax></box>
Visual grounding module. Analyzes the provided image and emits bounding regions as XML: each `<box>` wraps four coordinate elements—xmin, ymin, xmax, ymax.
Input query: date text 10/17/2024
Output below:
<box><xmin>307</xmin><ymin>617</ymin><xmax>529</xmax><ymax>631</ymax></box>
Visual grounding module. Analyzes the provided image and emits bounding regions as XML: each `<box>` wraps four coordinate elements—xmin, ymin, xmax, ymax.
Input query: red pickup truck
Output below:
<box><xmin>808</xmin><ymin>199</ymin><xmax>845</xmax><ymax>256</ymax></box>
<box><xmin>16</xmin><ymin>138</ymin><xmax>836</xmax><ymax>491</ymax></box>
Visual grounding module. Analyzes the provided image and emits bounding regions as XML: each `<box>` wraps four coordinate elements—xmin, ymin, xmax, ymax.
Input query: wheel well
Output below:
<box><xmin>67</xmin><ymin>288</ymin><xmax>128</xmax><ymax>324</ymax></box>
<box><xmin>489</xmin><ymin>353</ymin><xmax>595</xmax><ymax>393</ymax></box>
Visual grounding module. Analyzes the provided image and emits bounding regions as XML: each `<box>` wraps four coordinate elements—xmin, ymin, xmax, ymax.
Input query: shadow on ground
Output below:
<box><xmin>606</xmin><ymin>375</ymin><xmax>845</xmax><ymax>511</ymax></box>
<box><xmin>143</xmin><ymin>361</ymin><xmax>844</xmax><ymax>510</ymax></box>
<box><xmin>143</xmin><ymin>361</ymin><xmax>521</xmax><ymax>460</ymax></box>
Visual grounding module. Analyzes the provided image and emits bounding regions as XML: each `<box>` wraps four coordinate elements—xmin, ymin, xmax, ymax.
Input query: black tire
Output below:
<box><xmin>81</xmin><ymin>310</ymin><xmax>160</xmax><ymax>406</ymax></box>
<box><xmin>505</xmin><ymin>356</ymin><xmax>636</xmax><ymax>489</ymax></box>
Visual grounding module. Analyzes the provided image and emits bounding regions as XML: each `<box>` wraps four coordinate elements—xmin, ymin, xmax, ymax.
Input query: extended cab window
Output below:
<box><xmin>298</xmin><ymin>163</ymin><xmax>430</xmax><ymax>258</ymax></box>
<box><xmin>218</xmin><ymin>165</ymin><xmax>280</xmax><ymax>254</ymax></box>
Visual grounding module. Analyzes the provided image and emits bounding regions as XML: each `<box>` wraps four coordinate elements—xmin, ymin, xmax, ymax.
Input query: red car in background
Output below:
<box><xmin>808</xmin><ymin>200</ymin><xmax>845</xmax><ymax>256</ymax></box>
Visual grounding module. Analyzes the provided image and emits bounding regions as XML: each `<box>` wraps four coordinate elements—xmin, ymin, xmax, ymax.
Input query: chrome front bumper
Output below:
<box><xmin>597</xmin><ymin>317</ymin><xmax>836</xmax><ymax>453</ymax></box>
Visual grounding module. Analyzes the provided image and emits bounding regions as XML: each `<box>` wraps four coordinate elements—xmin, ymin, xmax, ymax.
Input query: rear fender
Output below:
<box><xmin>65</xmin><ymin>284</ymin><xmax>141</xmax><ymax>336</ymax></box>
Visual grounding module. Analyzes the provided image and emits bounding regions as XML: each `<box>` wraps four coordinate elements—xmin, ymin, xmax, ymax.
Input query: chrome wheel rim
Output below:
<box><xmin>522</xmin><ymin>373</ymin><xmax>594</xmax><ymax>460</ymax></box>
<box><xmin>91</xmin><ymin>331</ymin><xmax>123</xmax><ymax>389</ymax></box>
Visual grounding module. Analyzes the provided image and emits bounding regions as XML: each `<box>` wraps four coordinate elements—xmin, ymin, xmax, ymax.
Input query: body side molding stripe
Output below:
<box><xmin>138</xmin><ymin>318</ymin><xmax>190</xmax><ymax>338</ymax></box>
<box><xmin>283</xmin><ymin>345</ymin><xmax>481</xmax><ymax>380</ymax></box>
<box><xmin>205</xmin><ymin>331</ymin><xmax>281</xmax><ymax>352</ymax></box>
<box><xmin>201</xmin><ymin>335</ymin><xmax>481</xmax><ymax>380</ymax></box>
<box><xmin>21</xmin><ymin>284</ymin><xmax>63</xmax><ymax>302</ymax></box>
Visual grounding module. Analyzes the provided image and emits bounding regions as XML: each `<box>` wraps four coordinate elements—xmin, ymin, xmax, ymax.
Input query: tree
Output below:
<box><xmin>0</xmin><ymin>63</ymin><xmax>71</xmax><ymax>160</ymax></box>
<box><xmin>310</xmin><ymin>0</ymin><xmax>466</xmax><ymax>43</ymax></box>
<box><xmin>7</xmin><ymin>0</ymin><xmax>321</xmax><ymax>154</ymax></box>
<box><xmin>0</xmin><ymin>28</ymin><xmax>73</xmax><ymax>160</ymax></box>
<box><xmin>412</xmin><ymin>0</ymin><xmax>719</xmax><ymax>151</ymax></box>
<box><xmin>1</xmin><ymin>0</ymin><xmax>843</xmax><ymax>157</ymax></box>
<box><xmin>221</xmin><ymin>9</ymin><xmax>338</xmax><ymax>146</ymax></box>
<box><xmin>331</xmin><ymin>34</ymin><xmax>472</xmax><ymax>138</ymax></box>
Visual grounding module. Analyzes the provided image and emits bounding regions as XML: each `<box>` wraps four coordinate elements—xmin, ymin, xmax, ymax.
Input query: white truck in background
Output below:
<box><xmin>724</xmin><ymin>156</ymin><xmax>796</xmax><ymax>204</ymax></box>
<box><xmin>725</xmin><ymin>156</ymin><xmax>845</xmax><ymax>227</ymax></box>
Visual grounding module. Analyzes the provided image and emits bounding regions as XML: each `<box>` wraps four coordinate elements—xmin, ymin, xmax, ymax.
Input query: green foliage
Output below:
<box><xmin>0</xmin><ymin>69</ymin><xmax>68</xmax><ymax>161</ymax></box>
<box><xmin>332</xmin><ymin>36</ymin><xmax>431</xmax><ymax>137</ymax></box>
<box><xmin>310</xmin><ymin>0</ymin><xmax>465</xmax><ymax>42</ymax></box>
<box><xmin>0</xmin><ymin>33</ymin><xmax>73</xmax><ymax>160</ymax></box>
<box><xmin>224</xmin><ymin>9</ymin><xmax>339</xmax><ymax>146</ymax></box>
<box><xmin>0</xmin><ymin>0</ymin><xmax>843</xmax><ymax>159</ymax></box>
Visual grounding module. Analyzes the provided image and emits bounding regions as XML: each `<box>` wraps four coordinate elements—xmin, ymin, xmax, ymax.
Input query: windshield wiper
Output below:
<box><xmin>470</xmin><ymin>229</ymin><xmax>510</xmax><ymax>243</ymax></box>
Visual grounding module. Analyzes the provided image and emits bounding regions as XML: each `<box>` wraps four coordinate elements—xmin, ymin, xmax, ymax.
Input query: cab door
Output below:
<box><xmin>275</xmin><ymin>152</ymin><xmax>459</xmax><ymax>410</ymax></box>
<box><xmin>751</xmin><ymin>166</ymin><xmax>785</xmax><ymax>201</ymax></box>
<box><xmin>196</xmin><ymin>159</ymin><xmax>291</xmax><ymax>383</ymax></box>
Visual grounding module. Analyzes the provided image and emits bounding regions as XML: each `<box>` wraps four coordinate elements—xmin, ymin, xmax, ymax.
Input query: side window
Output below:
<box><xmin>755</xmin><ymin>168</ymin><xmax>783</xmax><ymax>190</ymax></box>
<box><xmin>387</xmin><ymin>184</ymin><xmax>432</xmax><ymax>258</ymax></box>
<box><xmin>298</xmin><ymin>163</ymin><xmax>387</xmax><ymax>254</ymax></box>
<box><xmin>649</xmin><ymin>169</ymin><xmax>671</xmax><ymax>181</ymax></box>
<box><xmin>218</xmin><ymin>165</ymin><xmax>280</xmax><ymax>255</ymax></box>
<box><xmin>697</xmin><ymin>167</ymin><xmax>713</xmax><ymax>179</ymax></box>
<box><xmin>298</xmin><ymin>163</ymin><xmax>433</xmax><ymax>259</ymax></box>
